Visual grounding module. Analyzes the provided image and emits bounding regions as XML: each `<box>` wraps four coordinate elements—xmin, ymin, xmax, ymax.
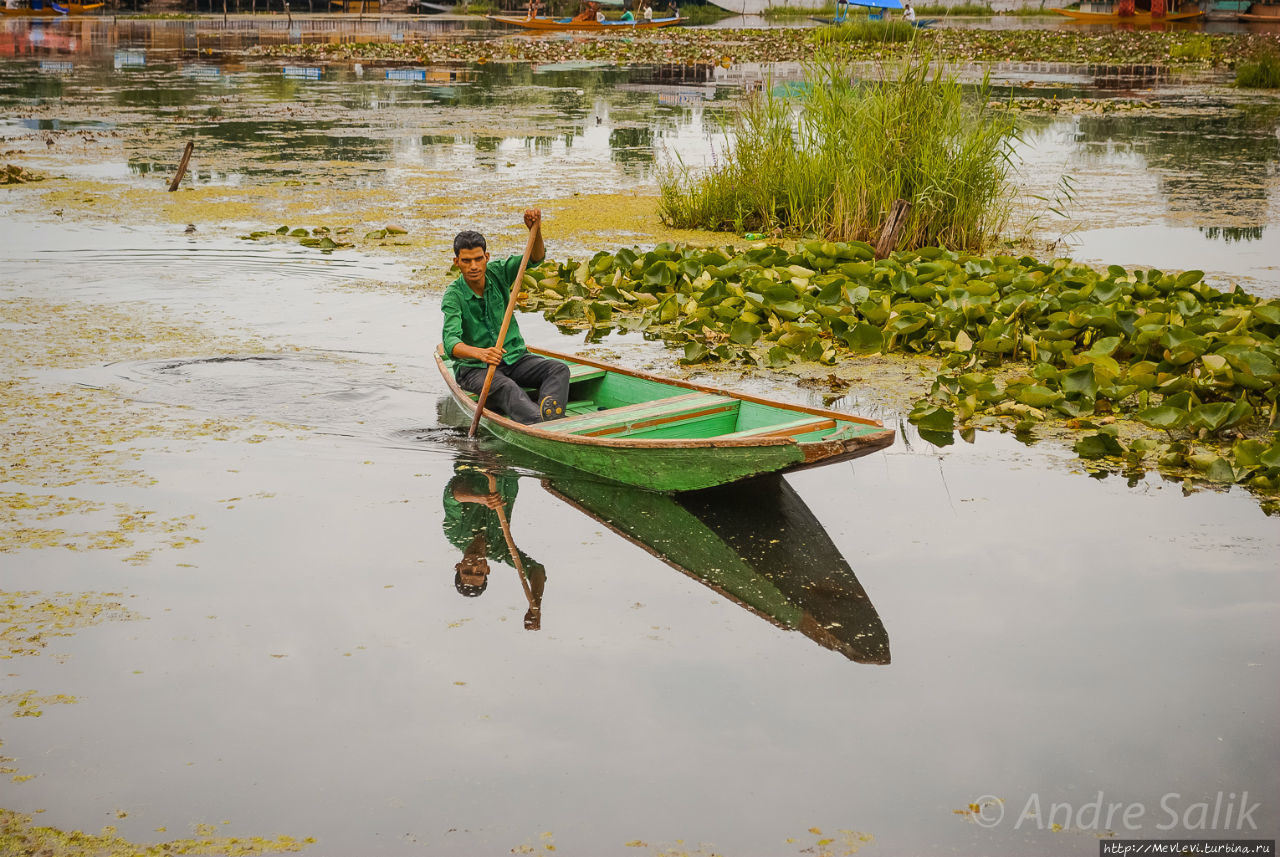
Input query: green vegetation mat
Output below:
<box><xmin>520</xmin><ymin>242</ymin><xmax>1280</xmax><ymax>512</ymax></box>
<box><xmin>257</xmin><ymin>28</ymin><xmax>1280</xmax><ymax>69</ymax></box>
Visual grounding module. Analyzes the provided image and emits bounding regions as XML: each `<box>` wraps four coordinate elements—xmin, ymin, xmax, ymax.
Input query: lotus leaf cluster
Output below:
<box><xmin>239</xmin><ymin>223</ymin><xmax>407</xmax><ymax>250</ymax></box>
<box><xmin>523</xmin><ymin>242</ymin><xmax>1280</xmax><ymax>506</ymax></box>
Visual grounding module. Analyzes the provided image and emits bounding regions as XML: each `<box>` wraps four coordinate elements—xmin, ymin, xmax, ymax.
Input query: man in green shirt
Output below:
<box><xmin>441</xmin><ymin>209</ymin><xmax>570</xmax><ymax>425</ymax></box>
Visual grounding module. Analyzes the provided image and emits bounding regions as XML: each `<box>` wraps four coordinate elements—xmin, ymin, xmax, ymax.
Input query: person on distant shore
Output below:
<box><xmin>571</xmin><ymin>0</ymin><xmax>598</xmax><ymax>20</ymax></box>
<box><xmin>903</xmin><ymin>1</ymin><xmax>917</xmax><ymax>21</ymax></box>
<box><xmin>440</xmin><ymin>209</ymin><xmax>570</xmax><ymax>426</ymax></box>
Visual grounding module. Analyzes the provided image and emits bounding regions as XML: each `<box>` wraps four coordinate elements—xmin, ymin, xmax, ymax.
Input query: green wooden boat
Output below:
<box><xmin>435</xmin><ymin>345</ymin><xmax>895</xmax><ymax>493</ymax></box>
<box><xmin>544</xmin><ymin>474</ymin><xmax>889</xmax><ymax>663</ymax></box>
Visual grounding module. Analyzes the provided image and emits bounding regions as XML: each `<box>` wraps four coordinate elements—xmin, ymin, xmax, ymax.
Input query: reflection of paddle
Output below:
<box><xmin>487</xmin><ymin>473</ymin><xmax>535</xmax><ymax>609</ymax></box>
<box><xmin>467</xmin><ymin>221</ymin><xmax>542</xmax><ymax>439</ymax></box>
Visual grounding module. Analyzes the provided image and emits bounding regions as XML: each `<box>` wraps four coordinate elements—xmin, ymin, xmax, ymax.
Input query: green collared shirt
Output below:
<box><xmin>442</xmin><ymin>470</ymin><xmax>544</xmax><ymax>576</ymax></box>
<box><xmin>441</xmin><ymin>254</ymin><xmax>540</xmax><ymax>371</ymax></box>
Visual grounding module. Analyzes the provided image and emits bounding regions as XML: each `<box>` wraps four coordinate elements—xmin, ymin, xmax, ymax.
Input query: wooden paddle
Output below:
<box><xmin>486</xmin><ymin>472</ymin><xmax>537</xmax><ymax>611</ymax></box>
<box><xmin>467</xmin><ymin>220</ymin><xmax>542</xmax><ymax>439</ymax></box>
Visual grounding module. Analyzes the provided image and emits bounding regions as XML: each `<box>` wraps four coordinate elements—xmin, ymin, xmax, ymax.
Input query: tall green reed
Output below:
<box><xmin>658</xmin><ymin>50</ymin><xmax>1020</xmax><ymax>252</ymax></box>
<box><xmin>1236</xmin><ymin>48</ymin><xmax>1280</xmax><ymax>89</ymax></box>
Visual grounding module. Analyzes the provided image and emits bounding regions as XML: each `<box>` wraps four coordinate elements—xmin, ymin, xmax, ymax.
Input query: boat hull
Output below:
<box><xmin>485</xmin><ymin>13</ymin><xmax>686</xmax><ymax>29</ymax></box>
<box><xmin>1050</xmin><ymin>6</ymin><xmax>1203</xmax><ymax>19</ymax></box>
<box><xmin>436</xmin><ymin>345</ymin><xmax>894</xmax><ymax>493</ymax></box>
<box><xmin>2</xmin><ymin>1</ymin><xmax>101</xmax><ymax>13</ymax></box>
<box><xmin>545</xmin><ymin>474</ymin><xmax>891</xmax><ymax>663</ymax></box>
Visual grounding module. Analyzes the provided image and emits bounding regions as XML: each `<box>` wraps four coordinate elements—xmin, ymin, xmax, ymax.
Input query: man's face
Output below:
<box><xmin>456</xmin><ymin>555</ymin><xmax>490</xmax><ymax>587</ymax></box>
<box><xmin>455</xmin><ymin>247</ymin><xmax>489</xmax><ymax>292</ymax></box>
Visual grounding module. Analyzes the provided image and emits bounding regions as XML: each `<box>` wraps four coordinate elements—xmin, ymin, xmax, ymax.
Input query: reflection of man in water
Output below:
<box><xmin>443</xmin><ymin>466</ymin><xmax>546</xmax><ymax>630</ymax></box>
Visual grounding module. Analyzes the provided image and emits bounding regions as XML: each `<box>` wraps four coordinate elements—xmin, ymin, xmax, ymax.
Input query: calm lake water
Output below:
<box><xmin>1</xmin><ymin>18</ymin><xmax>1278</xmax><ymax>857</ymax></box>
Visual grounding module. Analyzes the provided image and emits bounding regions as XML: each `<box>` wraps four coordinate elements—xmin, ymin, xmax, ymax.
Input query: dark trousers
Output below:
<box><xmin>455</xmin><ymin>353</ymin><xmax>571</xmax><ymax>425</ymax></box>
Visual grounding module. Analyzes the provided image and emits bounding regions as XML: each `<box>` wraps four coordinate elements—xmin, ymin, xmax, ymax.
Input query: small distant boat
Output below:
<box><xmin>1237</xmin><ymin>2</ymin><xmax>1280</xmax><ymax>20</ymax></box>
<box><xmin>1050</xmin><ymin>4</ymin><xmax>1203</xmax><ymax>20</ymax></box>
<box><xmin>436</xmin><ymin>345</ymin><xmax>894</xmax><ymax>493</ymax></box>
<box><xmin>485</xmin><ymin>12</ymin><xmax>686</xmax><ymax>29</ymax></box>
<box><xmin>1</xmin><ymin>0</ymin><xmax>103</xmax><ymax>13</ymax></box>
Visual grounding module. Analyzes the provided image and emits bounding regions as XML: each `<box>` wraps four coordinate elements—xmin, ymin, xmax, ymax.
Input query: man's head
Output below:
<box><xmin>455</xmin><ymin>553</ymin><xmax>490</xmax><ymax>597</ymax></box>
<box><xmin>453</xmin><ymin>230</ymin><xmax>489</xmax><ymax>292</ymax></box>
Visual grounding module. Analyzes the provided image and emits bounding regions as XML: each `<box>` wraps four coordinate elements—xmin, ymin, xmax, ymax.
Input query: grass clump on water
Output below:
<box><xmin>657</xmin><ymin>51</ymin><xmax>1018</xmax><ymax>253</ymax></box>
<box><xmin>814</xmin><ymin>18</ymin><xmax>917</xmax><ymax>43</ymax></box>
<box><xmin>762</xmin><ymin>2</ymin><xmax>838</xmax><ymax>18</ymax></box>
<box><xmin>1236</xmin><ymin>48</ymin><xmax>1280</xmax><ymax>89</ymax></box>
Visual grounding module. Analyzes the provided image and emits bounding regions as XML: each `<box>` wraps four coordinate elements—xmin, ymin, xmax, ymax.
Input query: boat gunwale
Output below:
<box><xmin>484</xmin><ymin>12</ymin><xmax>686</xmax><ymax>29</ymax></box>
<box><xmin>1049</xmin><ymin>6</ymin><xmax>1204</xmax><ymax>19</ymax></box>
<box><xmin>434</xmin><ymin>344</ymin><xmax>893</xmax><ymax>451</ymax></box>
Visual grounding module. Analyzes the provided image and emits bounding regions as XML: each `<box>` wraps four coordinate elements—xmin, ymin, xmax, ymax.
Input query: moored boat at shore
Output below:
<box><xmin>1237</xmin><ymin>1</ymin><xmax>1280</xmax><ymax>20</ymax></box>
<box><xmin>1</xmin><ymin>1</ymin><xmax>103</xmax><ymax>14</ymax></box>
<box><xmin>1050</xmin><ymin>3</ymin><xmax>1203</xmax><ymax>19</ymax></box>
<box><xmin>485</xmin><ymin>12</ymin><xmax>685</xmax><ymax>29</ymax></box>
<box><xmin>436</xmin><ymin>344</ymin><xmax>894</xmax><ymax>493</ymax></box>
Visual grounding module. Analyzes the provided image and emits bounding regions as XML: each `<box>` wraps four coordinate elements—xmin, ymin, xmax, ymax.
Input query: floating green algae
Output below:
<box><xmin>0</xmin><ymin>590</ymin><xmax>142</xmax><ymax>661</ymax></box>
<box><xmin>0</xmin><ymin>810</ymin><xmax>314</xmax><ymax>857</ymax></box>
<box><xmin>0</xmin><ymin>298</ymin><xmax>292</xmax><ymax>562</ymax></box>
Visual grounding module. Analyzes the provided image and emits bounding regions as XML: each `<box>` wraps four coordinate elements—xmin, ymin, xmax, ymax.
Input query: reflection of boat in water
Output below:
<box><xmin>545</xmin><ymin>474</ymin><xmax>890</xmax><ymax>664</ymax></box>
<box><xmin>435</xmin><ymin>345</ymin><xmax>894</xmax><ymax>492</ymax></box>
<box><xmin>486</xmin><ymin>13</ymin><xmax>686</xmax><ymax>29</ymax></box>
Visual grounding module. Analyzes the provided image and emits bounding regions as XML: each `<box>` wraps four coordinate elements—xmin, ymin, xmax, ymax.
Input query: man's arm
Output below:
<box><xmin>452</xmin><ymin>342</ymin><xmax>504</xmax><ymax>365</ymax></box>
<box><xmin>443</xmin><ymin>287</ymin><xmax>505</xmax><ymax>366</ymax></box>
<box><xmin>524</xmin><ymin>208</ymin><xmax>544</xmax><ymax>264</ymax></box>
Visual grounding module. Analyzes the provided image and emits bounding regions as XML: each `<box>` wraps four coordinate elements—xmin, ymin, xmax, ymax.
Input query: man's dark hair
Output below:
<box><xmin>454</xmin><ymin>569</ymin><xmax>488</xmax><ymax>598</ymax></box>
<box><xmin>453</xmin><ymin>230</ymin><xmax>487</xmax><ymax>256</ymax></box>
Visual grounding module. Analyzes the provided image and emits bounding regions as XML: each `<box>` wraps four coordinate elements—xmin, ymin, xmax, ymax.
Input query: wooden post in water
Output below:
<box><xmin>168</xmin><ymin>141</ymin><xmax>194</xmax><ymax>192</ymax></box>
<box><xmin>874</xmin><ymin>198</ymin><xmax>912</xmax><ymax>259</ymax></box>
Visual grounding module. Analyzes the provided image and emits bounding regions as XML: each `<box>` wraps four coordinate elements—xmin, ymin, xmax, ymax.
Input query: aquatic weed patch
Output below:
<box><xmin>1236</xmin><ymin>46</ymin><xmax>1280</xmax><ymax>89</ymax></box>
<box><xmin>659</xmin><ymin>53</ymin><xmax>1018</xmax><ymax>252</ymax></box>
<box><xmin>255</xmin><ymin>28</ymin><xmax>1278</xmax><ymax>69</ymax></box>
<box><xmin>0</xmin><ymin>810</ymin><xmax>313</xmax><ymax>857</ymax></box>
<box><xmin>1</xmin><ymin>164</ymin><xmax>44</xmax><ymax>185</ymax></box>
<box><xmin>0</xmin><ymin>299</ymin><xmax>287</xmax><ymax>563</ymax></box>
<box><xmin>0</xmin><ymin>591</ymin><xmax>141</xmax><ymax>661</ymax></box>
<box><xmin>522</xmin><ymin>242</ymin><xmax>1280</xmax><ymax>509</ymax></box>
<box><xmin>992</xmin><ymin>96</ymin><xmax>1157</xmax><ymax>114</ymax></box>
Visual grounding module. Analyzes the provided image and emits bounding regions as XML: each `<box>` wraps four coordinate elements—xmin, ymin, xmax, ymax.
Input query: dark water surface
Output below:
<box><xmin>1</xmin><ymin>20</ymin><xmax>1279</xmax><ymax>857</ymax></box>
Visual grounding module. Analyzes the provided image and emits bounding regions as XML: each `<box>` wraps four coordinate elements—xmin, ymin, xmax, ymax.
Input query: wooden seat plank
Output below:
<box><xmin>715</xmin><ymin>416</ymin><xmax>836</xmax><ymax>439</ymax></box>
<box><xmin>566</xmin><ymin>363</ymin><xmax>607</xmax><ymax>382</ymax></box>
<box><xmin>545</xmin><ymin>392</ymin><xmax>736</xmax><ymax>437</ymax></box>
